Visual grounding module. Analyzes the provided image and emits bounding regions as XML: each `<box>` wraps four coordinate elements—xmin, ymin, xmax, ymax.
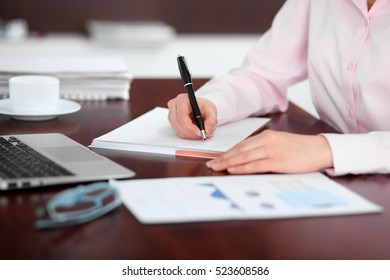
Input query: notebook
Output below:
<box><xmin>90</xmin><ymin>107</ymin><xmax>270</xmax><ymax>159</ymax></box>
<box><xmin>0</xmin><ymin>133</ymin><xmax>135</xmax><ymax>191</ymax></box>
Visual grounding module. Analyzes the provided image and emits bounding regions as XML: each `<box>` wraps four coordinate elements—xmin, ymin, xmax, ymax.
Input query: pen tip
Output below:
<box><xmin>201</xmin><ymin>130</ymin><xmax>207</xmax><ymax>140</ymax></box>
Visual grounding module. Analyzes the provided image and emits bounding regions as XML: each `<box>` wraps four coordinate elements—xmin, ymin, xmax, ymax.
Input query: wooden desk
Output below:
<box><xmin>1</xmin><ymin>79</ymin><xmax>389</xmax><ymax>260</ymax></box>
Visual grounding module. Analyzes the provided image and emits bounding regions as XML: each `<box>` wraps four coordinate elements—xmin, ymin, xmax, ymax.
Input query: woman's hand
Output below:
<box><xmin>167</xmin><ymin>93</ymin><xmax>218</xmax><ymax>140</ymax></box>
<box><xmin>206</xmin><ymin>130</ymin><xmax>333</xmax><ymax>174</ymax></box>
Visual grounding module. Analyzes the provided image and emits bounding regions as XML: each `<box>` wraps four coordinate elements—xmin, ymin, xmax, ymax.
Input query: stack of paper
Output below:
<box><xmin>90</xmin><ymin>107</ymin><xmax>270</xmax><ymax>158</ymax></box>
<box><xmin>0</xmin><ymin>56</ymin><xmax>133</xmax><ymax>100</ymax></box>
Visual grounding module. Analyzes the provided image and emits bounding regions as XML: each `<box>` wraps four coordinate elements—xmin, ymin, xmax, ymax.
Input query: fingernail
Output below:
<box><xmin>209</xmin><ymin>128</ymin><xmax>216</xmax><ymax>137</ymax></box>
<box><xmin>227</xmin><ymin>167</ymin><xmax>236</xmax><ymax>173</ymax></box>
<box><xmin>207</xmin><ymin>160</ymin><xmax>222</xmax><ymax>170</ymax></box>
<box><xmin>209</xmin><ymin>127</ymin><xmax>216</xmax><ymax>134</ymax></box>
<box><xmin>206</xmin><ymin>160</ymin><xmax>215</xmax><ymax>168</ymax></box>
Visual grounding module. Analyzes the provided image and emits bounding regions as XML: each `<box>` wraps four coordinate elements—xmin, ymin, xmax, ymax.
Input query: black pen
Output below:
<box><xmin>177</xmin><ymin>55</ymin><xmax>207</xmax><ymax>140</ymax></box>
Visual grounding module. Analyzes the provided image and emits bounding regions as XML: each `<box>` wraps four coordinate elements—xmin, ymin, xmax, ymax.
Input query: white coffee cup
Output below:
<box><xmin>9</xmin><ymin>75</ymin><xmax>60</xmax><ymax>114</ymax></box>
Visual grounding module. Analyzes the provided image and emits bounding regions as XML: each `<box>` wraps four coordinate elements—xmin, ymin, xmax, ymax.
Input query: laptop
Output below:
<box><xmin>0</xmin><ymin>133</ymin><xmax>135</xmax><ymax>191</ymax></box>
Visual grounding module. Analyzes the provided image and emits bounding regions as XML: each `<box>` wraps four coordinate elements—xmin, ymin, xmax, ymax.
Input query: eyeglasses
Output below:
<box><xmin>35</xmin><ymin>182</ymin><xmax>122</xmax><ymax>230</ymax></box>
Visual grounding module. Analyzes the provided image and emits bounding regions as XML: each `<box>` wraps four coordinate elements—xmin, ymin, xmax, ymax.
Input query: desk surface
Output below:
<box><xmin>1</xmin><ymin>79</ymin><xmax>389</xmax><ymax>260</ymax></box>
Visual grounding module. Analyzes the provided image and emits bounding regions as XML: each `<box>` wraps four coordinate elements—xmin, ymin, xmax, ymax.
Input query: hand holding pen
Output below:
<box><xmin>167</xmin><ymin>56</ymin><xmax>218</xmax><ymax>140</ymax></box>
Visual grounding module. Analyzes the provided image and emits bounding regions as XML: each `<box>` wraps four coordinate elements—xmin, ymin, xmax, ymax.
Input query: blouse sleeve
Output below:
<box><xmin>323</xmin><ymin>132</ymin><xmax>390</xmax><ymax>176</ymax></box>
<box><xmin>195</xmin><ymin>0</ymin><xmax>311</xmax><ymax>125</ymax></box>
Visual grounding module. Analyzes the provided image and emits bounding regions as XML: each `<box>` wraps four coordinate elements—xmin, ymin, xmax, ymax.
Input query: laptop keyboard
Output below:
<box><xmin>0</xmin><ymin>136</ymin><xmax>74</xmax><ymax>180</ymax></box>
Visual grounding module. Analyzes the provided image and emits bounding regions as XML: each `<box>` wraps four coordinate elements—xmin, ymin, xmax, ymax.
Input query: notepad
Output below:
<box><xmin>110</xmin><ymin>173</ymin><xmax>383</xmax><ymax>224</ymax></box>
<box><xmin>89</xmin><ymin>107</ymin><xmax>269</xmax><ymax>158</ymax></box>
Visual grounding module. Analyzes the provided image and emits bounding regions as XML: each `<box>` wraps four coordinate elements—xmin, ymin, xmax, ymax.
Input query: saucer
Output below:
<box><xmin>0</xmin><ymin>99</ymin><xmax>81</xmax><ymax>121</ymax></box>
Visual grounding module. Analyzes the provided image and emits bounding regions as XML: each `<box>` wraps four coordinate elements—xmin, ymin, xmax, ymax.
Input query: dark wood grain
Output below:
<box><xmin>0</xmin><ymin>79</ymin><xmax>389</xmax><ymax>260</ymax></box>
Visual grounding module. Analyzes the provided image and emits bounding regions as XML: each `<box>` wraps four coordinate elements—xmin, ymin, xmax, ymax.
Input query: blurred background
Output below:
<box><xmin>0</xmin><ymin>0</ymin><xmax>315</xmax><ymax>116</ymax></box>
<box><xmin>0</xmin><ymin>0</ymin><xmax>285</xmax><ymax>34</ymax></box>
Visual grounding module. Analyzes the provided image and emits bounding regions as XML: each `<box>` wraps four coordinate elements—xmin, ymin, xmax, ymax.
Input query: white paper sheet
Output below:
<box><xmin>110</xmin><ymin>173</ymin><xmax>382</xmax><ymax>224</ymax></box>
<box><xmin>90</xmin><ymin>107</ymin><xmax>270</xmax><ymax>157</ymax></box>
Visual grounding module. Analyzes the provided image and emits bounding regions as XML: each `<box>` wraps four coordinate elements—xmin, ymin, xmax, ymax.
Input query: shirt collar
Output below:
<box><xmin>350</xmin><ymin>0</ymin><xmax>389</xmax><ymax>15</ymax></box>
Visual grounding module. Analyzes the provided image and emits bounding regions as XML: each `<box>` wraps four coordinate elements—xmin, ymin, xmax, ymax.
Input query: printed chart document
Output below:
<box><xmin>110</xmin><ymin>173</ymin><xmax>382</xmax><ymax>224</ymax></box>
<box><xmin>90</xmin><ymin>107</ymin><xmax>269</xmax><ymax>158</ymax></box>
